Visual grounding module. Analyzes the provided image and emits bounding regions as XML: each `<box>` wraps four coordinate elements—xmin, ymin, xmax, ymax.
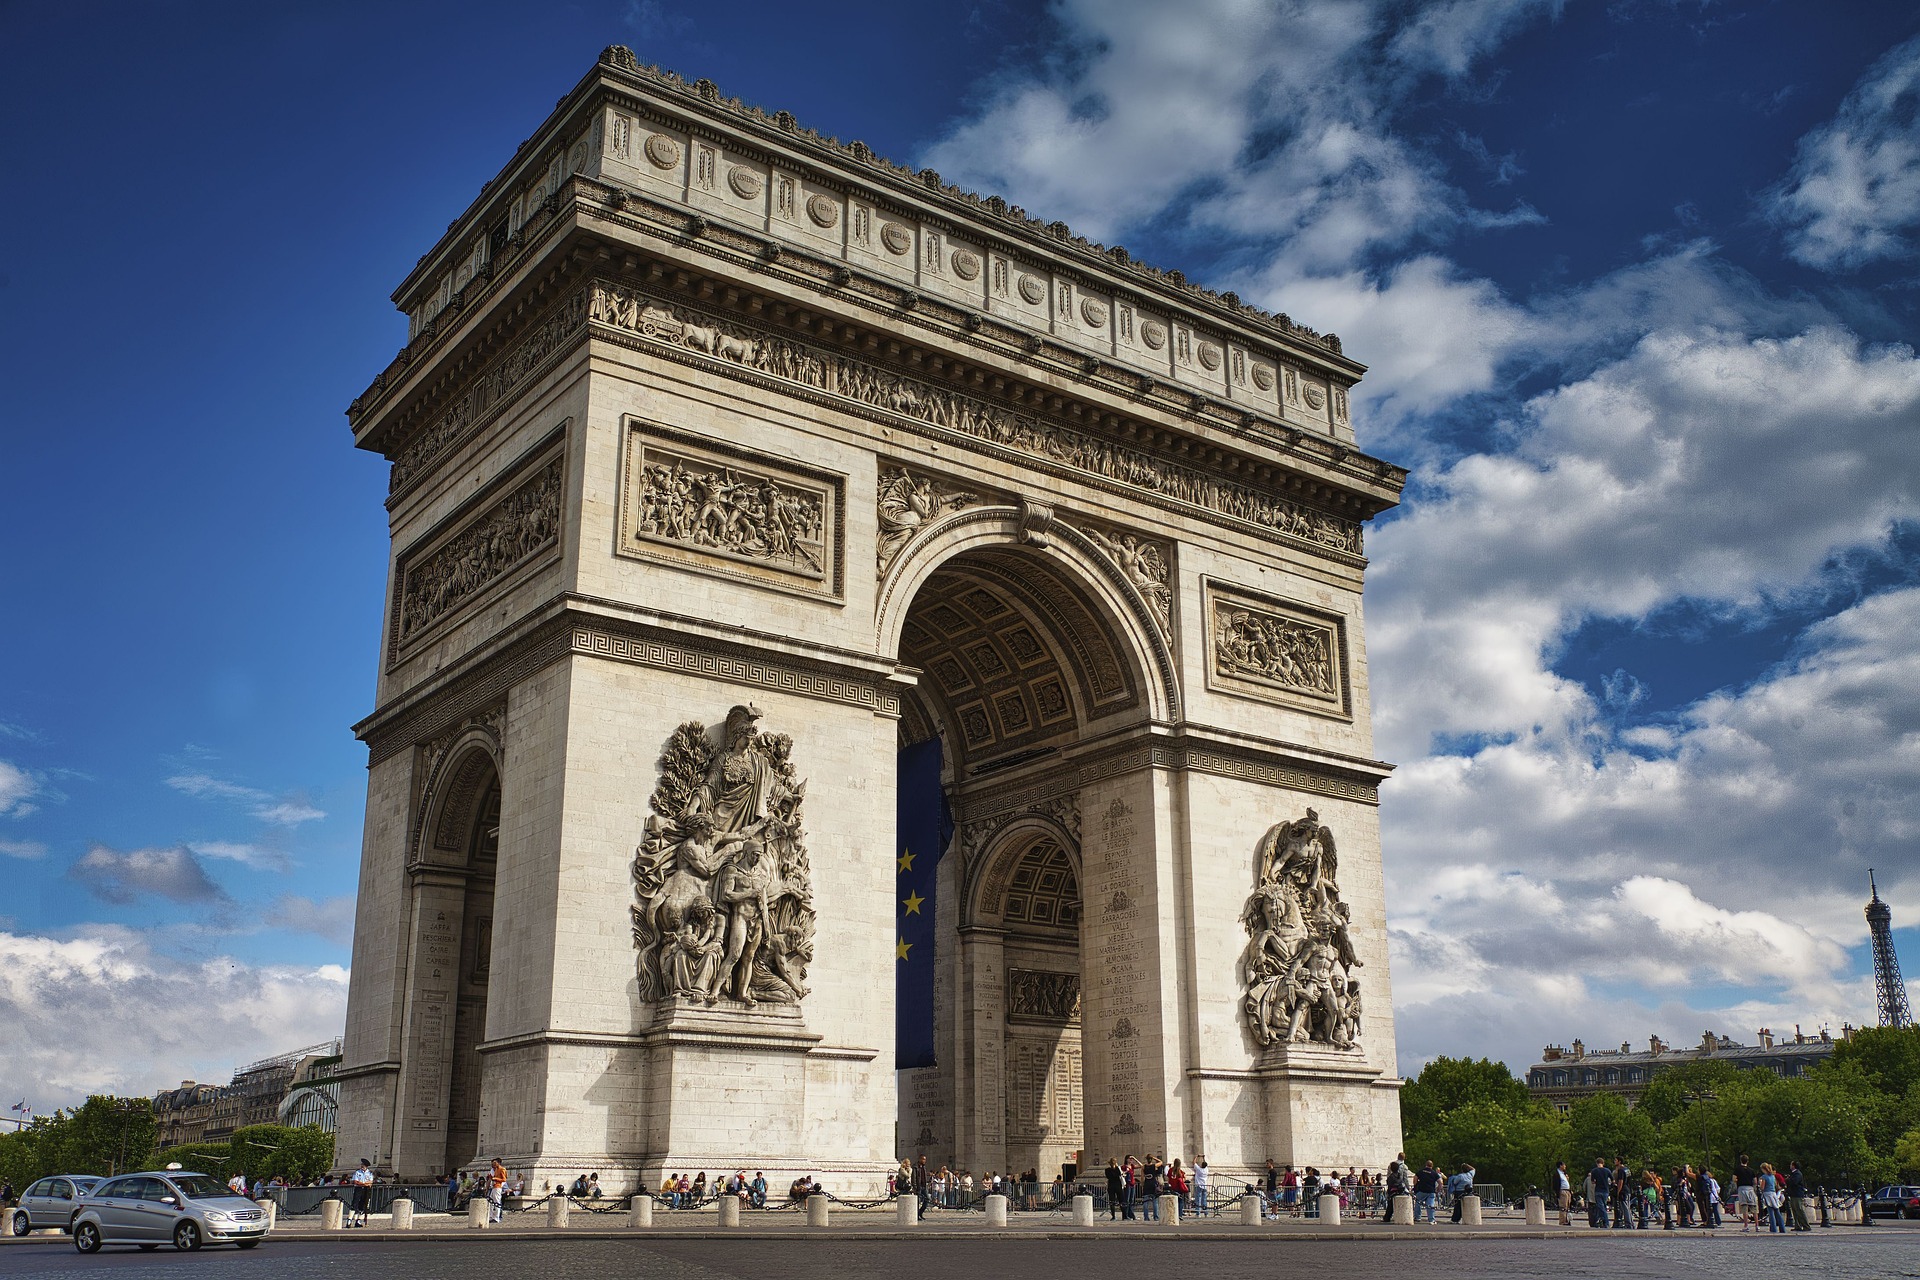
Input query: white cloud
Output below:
<box><xmin>1772</xmin><ymin>35</ymin><xmax>1920</xmax><ymax>269</ymax></box>
<box><xmin>264</xmin><ymin>895</ymin><xmax>356</xmax><ymax>947</ymax></box>
<box><xmin>167</xmin><ymin>772</ymin><xmax>326</xmax><ymax>827</ymax></box>
<box><xmin>0</xmin><ymin>839</ymin><xmax>46</xmax><ymax>859</ymax></box>
<box><xmin>0</xmin><ymin>926</ymin><xmax>347</xmax><ymax>1108</ymax></box>
<box><xmin>187</xmin><ymin>840</ymin><xmax>292</xmax><ymax>873</ymax></box>
<box><xmin>68</xmin><ymin>844</ymin><xmax>232</xmax><ymax>907</ymax></box>
<box><xmin>0</xmin><ymin>760</ymin><xmax>39</xmax><ymax>818</ymax></box>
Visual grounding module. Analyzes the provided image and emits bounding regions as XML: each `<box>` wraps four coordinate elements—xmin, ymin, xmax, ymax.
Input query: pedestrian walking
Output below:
<box><xmin>1446</xmin><ymin>1164</ymin><xmax>1474</xmax><ymax>1224</ymax></box>
<box><xmin>488</xmin><ymin>1157</ymin><xmax>508</xmax><ymax>1223</ymax></box>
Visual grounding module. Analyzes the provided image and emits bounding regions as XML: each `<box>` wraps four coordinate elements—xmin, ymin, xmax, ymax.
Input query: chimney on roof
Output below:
<box><xmin>1820</xmin><ymin>1027</ymin><xmax>1832</xmax><ymax>1044</ymax></box>
<box><xmin>1758</xmin><ymin>1027</ymin><xmax>1774</xmax><ymax>1049</ymax></box>
<box><xmin>1621</xmin><ymin>1041</ymin><xmax>1631</xmax><ymax>1054</ymax></box>
<box><xmin>1543</xmin><ymin>1044</ymin><xmax>1563</xmax><ymax>1061</ymax></box>
<box><xmin>1842</xmin><ymin>1022</ymin><xmax>1856</xmax><ymax>1040</ymax></box>
<box><xmin>1571</xmin><ymin>1038</ymin><xmax>1585</xmax><ymax>1058</ymax></box>
<box><xmin>1650</xmin><ymin>1035</ymin><xmax>1668</xmax><ymax>1055</ymax></box>
<box><xmin>1794</xmin><ymin>1024</ymin><xmax>1805</xmax><ymax>1045</ymax></box>
<box><xmin>1701</xmin><ymin>1030</ymin><xmax>1717</xmax><ymax>1051</ymax></box>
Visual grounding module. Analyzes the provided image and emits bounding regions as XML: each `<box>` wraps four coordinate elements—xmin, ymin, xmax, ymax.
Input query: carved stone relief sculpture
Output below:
<box><xmin>396</xmin><ymin>455</ymin><xmax>562</xmax><ymax>649</ymax></box>
<box><xmin>1078</xmin><ymin>524</ymin><xmax>1172</xmax><ymax>635</ymax></box>
<box><xmin>635</xmin><ymin>449</ymin><xmax>825</xmax><ymax>574</ymax></box>
<box><xmin>631</xmin><ymin>705</ymin><xmax>816</xmax><ymax>1009</ymax></box>
<box><xmin>876</xmin><ymin>466</ymin><xmax>976</xmax><ymax>576</ymax></box>
<box><xmin>1214</xmin><ymin>603</ymin><xmax>1337</xmax><ymax>697</ymax></box>
<box><xmin>1240</xmin><ymin>809</ymin><xmax>1363</xmax><ymax>1049</ymax></box>
<box><xmin>1008</xmin><ymin>968</ymin><xmax>1081</xmax><ymax>1021</ymax></box>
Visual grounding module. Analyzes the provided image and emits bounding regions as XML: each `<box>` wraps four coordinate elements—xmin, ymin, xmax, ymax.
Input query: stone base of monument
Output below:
<box><xmin>1525</xmin><ymin>1194</ymin><xmax>1545</xmax><ymax>1226</ymax></box>
<box><xmin>1251</xmin><ymin>1041</ymin><xmax>1390</xmax><ymax>1170</ymax></box>
<box><xmin>320</xmin><ymin>1199</ymin><xmax>343</xmax><ymax>1231</ymax></box>
<box><xmin>1317</xmin><ymin>1193</ymin><xmax>1340</xmax><ymax>1226</ymax></box>
<box><xmin>1072</xmin><ymin>1195</ymin><xmax>1094</xmax><ymax>1227</ymax></box>
<box><xmin>390</xmin><ymin>1198</ymin><xmax>414</xmax><ymax>1230</ymax></box>
<box><xmin>806</xmin><ymin>1194</ymin><xmax>829</xmax><ymax>1227</ymax></box>
<box><xmin>467</xmin><ymin>1198</ymin><xmax>488</xmax><ymax>1229</ymax></box>
<box><xmin>1241</xmin><ymin>1195</ymin><xmax>1262</xmax><ymax>1226</ymax></box>
<box><xmin>1460</xmin><ymin>1195</ymin><xmax>1482</xmax><ymax>1226</ymax></box>
<box><xmin>896</xmin><ymin>1197</ymin><xmax>918</xmax><ymax>1226</ymax></box>
<box><xmin>628</xmin><ymin>1196</ymin><xmax>653</xmax><ymax>1228</ymax></box>
<box><xmin>984</xmin><ymin>1194</ymin><xmax>1008</xmax><ymax>1227</ymax></box>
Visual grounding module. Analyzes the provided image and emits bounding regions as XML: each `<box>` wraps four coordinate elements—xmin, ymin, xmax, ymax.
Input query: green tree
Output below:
<box><xmin>1635</xmin><ymin>1059</ymin><xmax>1745</xmax><ymax>1128</ymax></box>
<box><xmin>1893</xmin><ymin>1128</ymin><xmax>1920</xmax><ymax>1180</ymax></box>
<box><xmin>1400</xmin><ymin>1057</ymin><xmax>1533</xmax><ymax>1138</ymax></box>
<box><xmin>53</xmin><ymin>1097</ymin><xmax>156</xmax><ymax>1177</ymax></box>
<box><xmin>1566</xmin><ymin>1092</ymin><xmax>1656</xmax><ymax>1168</ymax></box>
<box><xmin>227</xmin><ymin>1125</ymin><xmax>332</xmax><ymax>1183</ymax></box>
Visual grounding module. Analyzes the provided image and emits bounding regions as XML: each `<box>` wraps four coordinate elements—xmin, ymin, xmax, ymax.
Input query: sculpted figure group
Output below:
<box><xmin>636</xmin><ymin>458</ymin><xmax>824</xmax><ymax>573</ymax></box>
<box><xmin>1240</xmin><ymin>810</ymin><xmax>1364</xmax><ymax>1049</ymax></box>
<box><xmin>631</xmin><ymin>705</ymin><xmax>816</xmax><ymax>1008</ymax></box>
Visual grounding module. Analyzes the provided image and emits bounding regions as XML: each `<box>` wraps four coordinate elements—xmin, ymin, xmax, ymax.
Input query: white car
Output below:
<box><xmin>71</xmin><ymin>1171</ymin><xmax>269</xmax><ymax>1252</ymax></box>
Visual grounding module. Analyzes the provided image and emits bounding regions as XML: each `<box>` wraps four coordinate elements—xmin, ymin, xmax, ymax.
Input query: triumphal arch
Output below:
<box><xmin>335</xmin><ymin>47</ymin><xmax>1407</xmax><ymax>1193</ymax></box>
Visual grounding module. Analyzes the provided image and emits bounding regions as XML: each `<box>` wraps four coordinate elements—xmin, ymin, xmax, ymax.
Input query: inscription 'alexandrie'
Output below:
<box><xmin>587</xmin><ymin>282</ymin><xmax>1362</xmax><ymax>554</ymax></box>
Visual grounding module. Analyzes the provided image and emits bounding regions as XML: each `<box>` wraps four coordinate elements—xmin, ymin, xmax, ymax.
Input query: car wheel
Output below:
<box><xmin>173</xmin><ymin>1220</ymin><xmax>201</xmax><ymax>1252</ymax></box>
<box><xmin>73</xmin><ymin>1222</ymin><xmax>101</xmax><ymax>1254</ymax></box>
<box><xmin>9</xmin><ymin>1211</ymin><xmax>28</xmax><ymax>1237</ymax></box>
<box><xmin>236</xmin><ymin>1240</ymin><xmax>261</xmax><ymax>1250</ymax></box>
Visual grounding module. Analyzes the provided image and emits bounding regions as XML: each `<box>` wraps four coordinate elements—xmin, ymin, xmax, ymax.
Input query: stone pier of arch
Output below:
<box><xmin>332</xmin><ymin>47</ymin><xmax>1408</xmax><ymax>1195</ymax></box>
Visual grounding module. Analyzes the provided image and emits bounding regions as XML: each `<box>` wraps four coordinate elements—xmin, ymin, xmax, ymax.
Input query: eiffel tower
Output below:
<box><xmin>1868</xmin><ymin>871</ymin><xmax>1913</xmax><ymax>1028</ymax></box>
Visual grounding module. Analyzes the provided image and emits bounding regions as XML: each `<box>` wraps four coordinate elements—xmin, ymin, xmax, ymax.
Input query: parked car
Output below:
<box><xmin>1867</xmin><ymin>1185</ymin><xmax>1920</xmax><ymax>1219</ymax></box>
<box><xmin>9</xmin><ymin>1176</ymin><xmax>101</xmax><ymax>1235</ymax></box>
<box><xmin>71</xmin><ymin>1171</ymin><xmax>270</xmax><ymax>1252</ymax></box>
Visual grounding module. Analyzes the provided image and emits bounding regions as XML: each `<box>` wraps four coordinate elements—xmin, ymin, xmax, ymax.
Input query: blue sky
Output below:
<box><xmin>2</xmin><ymin>0</ymin><xmax>1917</xmax><ymax>1106</ymax></box>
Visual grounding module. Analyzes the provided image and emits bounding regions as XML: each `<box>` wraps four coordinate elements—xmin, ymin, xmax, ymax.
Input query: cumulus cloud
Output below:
<box><xmin>68</xmin><ymin>844</ymin><xmax>232</xmax><ymax>907</ymax></box>
<box><xmin>264</xmin><ymin>895</ymin><xmax>356</xmax><ymax>947</ymax></box>
<box><xmin>0</xmin><ymin>839</ymin><xmax>46</xmax><ymax>859</ymax></box>
<box><xmin>0</xmin><ymin>926</ymin><xmax>347</xmax><ymax>1108</ymax></box>
<box><xmin>187</xmin><ymin>840</ymin><xmax>292</xmax><ymax>873</ymax></box>
<box><xmin>0</xmin><ymin>759</ymin><xmax>40</xmax><ymax>818</ymax></box>
<box><xmin>166</xmin><ymin>772</ymin><xmax>326</xmax><ymax>827</ymax></box>
<box><xmin>1771</xmin><ymin>35</ymin><xmax>1920</xmax><ymax>269</ymax></box>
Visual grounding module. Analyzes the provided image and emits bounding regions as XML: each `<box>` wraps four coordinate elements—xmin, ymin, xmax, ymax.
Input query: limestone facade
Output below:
<box><xmin>335</xmin><ymin>47</ymin><xmax>1408</xmax><ymax>1194</ymax></box>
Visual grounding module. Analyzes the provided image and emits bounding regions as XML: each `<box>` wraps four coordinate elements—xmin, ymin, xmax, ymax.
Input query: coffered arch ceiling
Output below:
<box><xmin>898</xmin><ymin>546</ymin><xmax>1140</xmax><ymax>774</ymax></box>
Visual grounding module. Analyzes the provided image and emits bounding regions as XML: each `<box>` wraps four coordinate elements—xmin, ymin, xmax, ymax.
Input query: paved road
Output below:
<box><xmin>5</xmin><ymin>1232</ymin><xmax>1920</xmax><ymax>1279</ymax></box>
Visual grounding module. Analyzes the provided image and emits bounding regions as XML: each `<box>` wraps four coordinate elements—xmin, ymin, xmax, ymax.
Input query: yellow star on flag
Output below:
<box><xmin>897</xmin><ymin>848</ymin><xmax>915</xmax><ymax>873</ymax></box>
<box><xmin>896</xmin><ymin>937</ymin><xmax>912</xmax><ymax>960</ymax></box>
<box><xmin>903</xmin><ymin>891</ymin><xmax>925</xmax><ymax>916</ymax></box>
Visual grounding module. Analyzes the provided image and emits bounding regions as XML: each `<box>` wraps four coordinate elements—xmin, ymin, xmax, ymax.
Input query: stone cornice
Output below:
<box><xmin>356</xmin><ymin>595</ymin><xmax>904</xmax><ymax>765</ymax></box>
<box><xmin>394</xmin><ymin>47</ymin><xmax>1362</xmax><ymax>379</ymax></box>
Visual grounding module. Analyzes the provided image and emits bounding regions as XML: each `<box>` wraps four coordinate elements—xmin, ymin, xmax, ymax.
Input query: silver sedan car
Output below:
<box><xmin>9</xmin><ymin>1176</ymin><xmax>101</xmax><ymax>1234</ymax></box>
<box><xmin>72</xmin><ymin>1171</ymin><xmax>269</xmax><ymax>1252</ymax></box>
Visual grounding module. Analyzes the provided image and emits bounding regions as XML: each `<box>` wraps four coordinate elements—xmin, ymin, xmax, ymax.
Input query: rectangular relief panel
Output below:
<box><xmin>389</xmin><ymin>430</ymin><xmax>566</xmax><ymax>665</ymax></box>
<box><xmin>617</xmin><ymin>417</ymin><xmax>845</xmax><ymax>600</ymax></box>
<box><xmin>1203</xmin><ymin>579</ymin><xmax>1352</xmax><ymax>720</ymax></box>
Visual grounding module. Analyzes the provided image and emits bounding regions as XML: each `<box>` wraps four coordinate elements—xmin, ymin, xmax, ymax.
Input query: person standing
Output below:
<box><xmin>1413</xmin><ymin>1161</ymin><xmax>1440</xmax><ymax>1224</ymax></box>
<box><xmin>1786</xmin><ymin>1162</ymin><xmax>1811</xmax><ymax>1231</ymax></box>
<box><xmin>1611</xmin><ymin>1157</ymin><xmax>1633</xmax><ymax>1229</ymax></box>
<box><xmin>1701</xmin><ymin>1167</ymin><xmax>1721</xmax><ymax>1229</ymax></box>
<box><xmin>1383</xmin><ymin>1153</ymin><xmax>1409</xmax><ymax>1223</ymax></box>
<box><xmin>1141</xmin><ymin>1155</ymin><xmax>1161</xmax><ymax>1222</ymax></box>
<box><xmin>347</xmin><ymin>1159</ymin><xmax>374</xmax><ymax>1228</ymax></box>
<box><xmin>1104</xmin><ymin>1158</ymin><xmax>1124</xmax><ymax>1221</ymax></box>
<box><xmin>1192</xmin><ymin>1158</ymin><xmax>1210</xmax><ymax>1217</ymax></box>
<box><xmin>488</xmin><ymin>1157</ymin><xmax>508</xmax><ymax>1224</ymax></box>
<box><xmin>911</xmin><ymin>1156</ymin><xmax>930</xmax><ymax>1214</ymax></box>
<box><xmin>1446</xmin><ymin>1164</ymin><xmax>1474</xmax><ymax>1224</ymax></box>
<box><xmin>1588</xmin><ymin>1158</ymin><xmax>1612</xmax><ymax>1229</ymax></box>
<box><xmin>1553</xmin><ymin>1160</ymin><xmax>1572</xmax><ymax>1225</ymax></box>
<box><xmin>1733</xmin><ymin>1155</ymin><xmax>1758</xmax><ymax>1231</ymax></box>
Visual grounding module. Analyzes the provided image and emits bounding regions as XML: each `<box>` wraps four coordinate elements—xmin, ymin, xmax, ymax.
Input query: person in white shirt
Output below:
<box><xmin>347</xmin><ymin>1159</ymin><xmax>375</xmax><ymax>1228</ymax></box>
<box><xmin>1193</xmin><ymin>1160</ymin><xmax>1211</xmax><ymax>1216</ymax></box>
<box><xmin>1554</xmin><ymin>1161</ymin><xmax>1572</xmax><ymax>1225</ymax></box>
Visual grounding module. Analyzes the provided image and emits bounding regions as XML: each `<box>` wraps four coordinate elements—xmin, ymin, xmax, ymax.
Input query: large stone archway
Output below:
<box><xmin>335</xmin><ymin>48</ymin><xmax>1408</xmax><ymax>1192</ymax></box>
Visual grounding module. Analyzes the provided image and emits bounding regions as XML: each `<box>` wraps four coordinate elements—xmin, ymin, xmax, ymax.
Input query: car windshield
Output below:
<box><xmin>167</xmin><ymin>1175</ymin><xmax>234</xmax><ymax>1200</ymax></box>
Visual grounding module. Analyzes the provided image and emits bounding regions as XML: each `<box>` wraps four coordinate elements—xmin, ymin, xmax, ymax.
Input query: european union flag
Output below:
<box><xmin>896</xmin><ymin>738</ymin><xmax>951</xmax><ymax>1070</ymax></box>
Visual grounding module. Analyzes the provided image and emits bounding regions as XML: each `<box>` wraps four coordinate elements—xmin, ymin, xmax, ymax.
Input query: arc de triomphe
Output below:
<box><xmin>335</xmin><ymin>46</ymin><xmax>1407</xmax><ymax>1193</ymax></box>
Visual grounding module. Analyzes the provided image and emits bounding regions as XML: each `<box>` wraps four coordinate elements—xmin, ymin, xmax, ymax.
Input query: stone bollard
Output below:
<box><xmin>1318</xmin><ymin>1193</ymin><xmax>1341</xmax><ymax>1226</ymax></box>
<box><xmin>897</xmin><ymin>1196</ymin><xmax>919</xmax><ymax>1227</ymax></box>
<box><xmin>1159</xmin><ymin>1195</ymin><xmax>1180</xmax><ymax>1226</ymax></box>
<box><xmin>1241</xmin><ymin>1195</ymin><xmax>1262</xmax><ymax>1226</ymax></box>
<box><xmin>1072</xmin><ymin>1194</ymin><xmax>1095</xmax><ymax>1227</ymax></box>
<box><xmin>320</xmin><ymin>1199</ymin><xmax>344</xmax><ymax>1231</ymax></box>
<box><xmin>1392</xmin><ymin>1194</ymin><xmax>1412</xmax><ymax>1225</ymax></box>
<box><xmin>984</xmin><ymin>1193</ymin><xmax>1008</xmax><ymax>1227</ymax></box>
<box><xmin>547</xmin><ymin>1195</ymin><xmax>570</xmax><ymax>1228</ymax></box>
<box><xmin>806</xmin><ymin>1193</ymin><xmax>829</xmax><ymax>1227</ymax></box>
<box><xmin>628</xmin><ymin>1195</ymin><xmax>653</xmax><ymax>1228</ymax></box>
<box><xmin>1525</xmin><ymin>1194</ymin><xmax>1546</xmax><ymax>1226</ymax></box>
<box><xmin>390</xmin><ymin>1197</ymin><xmax>414</xmax><ymax>1230</ymax></box>
<box><xmin>1460</xmin><ymin>1195</ymin><xmax>1483</xmax><ymax>1226</ymax></box>
<box><xmin>467</xmin><ymin>1196</ymin><xmax>489</xmax><ymax>1229</ymax></box>
<box><xmin>718</xmin><ymin>1195</ymin><xmax>741</xmax><ymax>1227</ymax></box>
<box><xmin>254</xmin><ymin>1198</ymin><xmax>277</xmax><ymax>1230</ymax></box>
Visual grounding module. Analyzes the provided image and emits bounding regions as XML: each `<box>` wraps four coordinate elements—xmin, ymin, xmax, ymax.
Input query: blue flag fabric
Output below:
<box><xmin>896</xmin><ymin>738</ymin><xmax>951</xmax><ymax>1070</ymax></box>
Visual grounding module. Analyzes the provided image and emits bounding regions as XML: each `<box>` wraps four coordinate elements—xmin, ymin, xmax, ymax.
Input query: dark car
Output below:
<box><xmin>1867</xmin><ymin>1185</ymin><xmax>1920</xmax><ymax>1219</ymax></box>
<box><xmin>9</xmin><ymin>1176</ymin><xmax>102</xmax><ymax>1235</ymax></box>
